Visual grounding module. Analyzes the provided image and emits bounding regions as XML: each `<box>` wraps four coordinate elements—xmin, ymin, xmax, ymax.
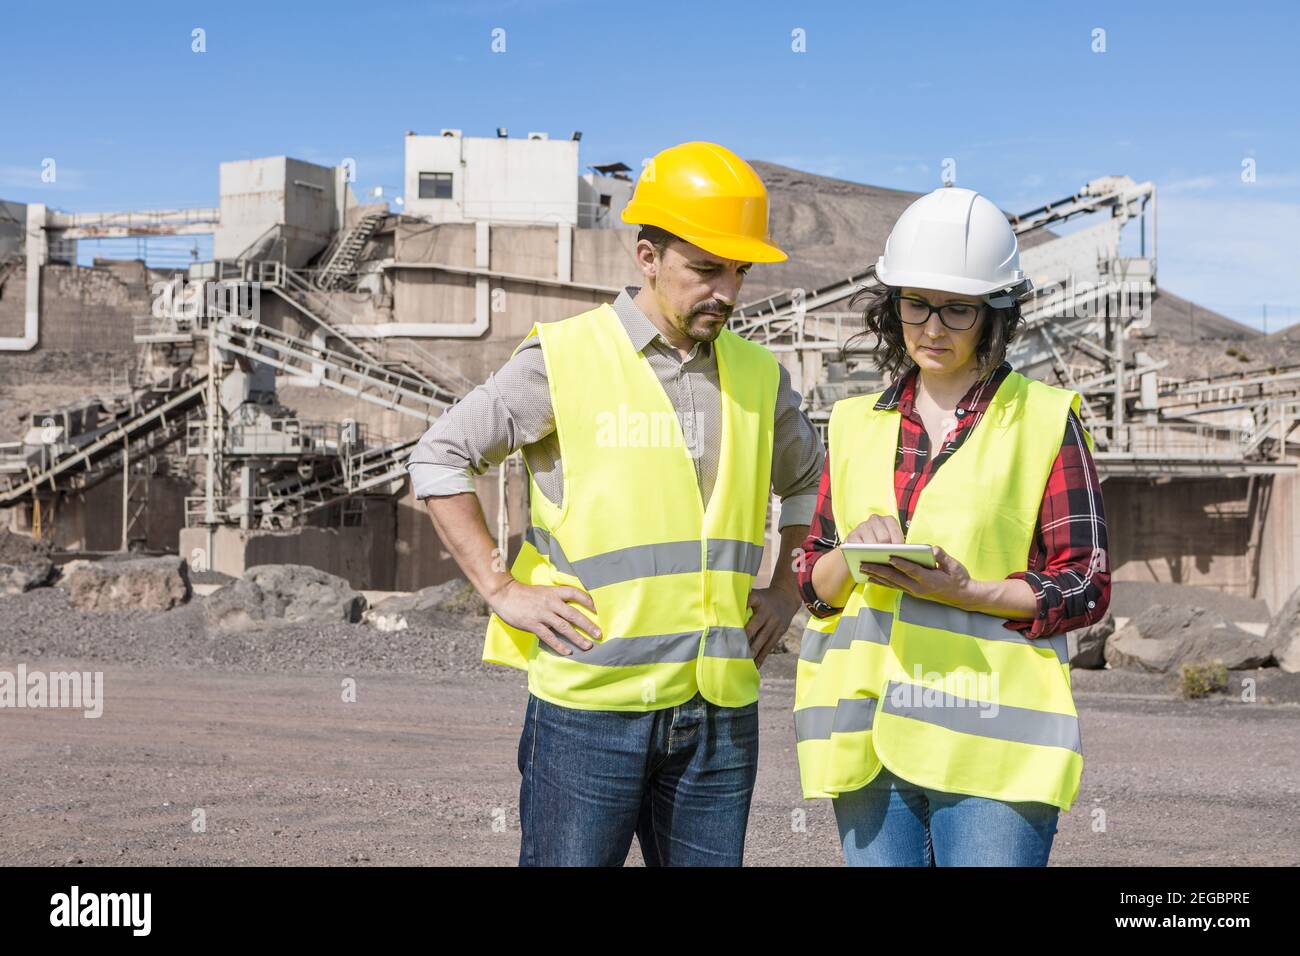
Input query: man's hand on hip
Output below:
<box><xmin>490</xmin><ymin>580</ymin><xmax>602</xmax><ymax>656</ymax></box>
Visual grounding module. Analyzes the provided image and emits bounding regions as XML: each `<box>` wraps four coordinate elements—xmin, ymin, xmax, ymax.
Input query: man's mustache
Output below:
<box><xmin>689</xmin><ymin>301</ymin><xmax>733</xmax><ymax>320</ymax></box>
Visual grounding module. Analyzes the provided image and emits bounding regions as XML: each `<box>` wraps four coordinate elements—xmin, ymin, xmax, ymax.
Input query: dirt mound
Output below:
<box><xmin>1110</xmin><ymin>580</ymin><xmax>1270</xmax><ymax>623</ymax></box>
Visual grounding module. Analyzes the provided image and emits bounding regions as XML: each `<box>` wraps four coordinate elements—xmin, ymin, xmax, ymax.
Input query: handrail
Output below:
<box><xmin>209</xmin><ymin>317</ymin><xmax>456</xmax><ymax>417</ymax></box>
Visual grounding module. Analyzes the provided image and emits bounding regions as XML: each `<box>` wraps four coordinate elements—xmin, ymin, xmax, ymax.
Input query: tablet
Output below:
<box><xmin>842</xmin><ymin>543</ymin><xmax>937</xmax><ymax>584</ymax></box>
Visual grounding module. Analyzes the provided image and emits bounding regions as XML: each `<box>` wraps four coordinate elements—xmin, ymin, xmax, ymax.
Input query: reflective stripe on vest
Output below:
<box><xmin>794</xmin><ymin>696</ymin><xmax>877</xmax><ymax>742</ymax></box>
<box><xmin>525</xmin><ymin>526</ymin><xmax>764</xmax><ymax>590</ymax></box>
<box><xmin>481</xmin><ymin>303</ymin><xmax>778</xmax><ymax>712</ymax></box>
<box><xmin>793</xmin><ymin>369</ymin><xmax>1091</xmax><ymax>810</ymax></box>
<box><xmin>898</xmin><ymin>594</ymin><xmax>1069</xmax><ymax>665</ymax></box>
<box><xmin>797</xmin><ymin>606</ymin><xmax>892</xmax><ymax>664</ymax></box>
<box><xmin>879</xmin><ymin>680</ymin><xmax>1082</xmax><ymax>752</ymax></box>
<box><xmin>795</xmin><ymin>679</ymin><xmax>1082</xmax><ymax>750</ymax></box>
<box><xmin>535</xmin><ymin>625</ymin><xmax>753</xmax><ymax>665</ymax></box>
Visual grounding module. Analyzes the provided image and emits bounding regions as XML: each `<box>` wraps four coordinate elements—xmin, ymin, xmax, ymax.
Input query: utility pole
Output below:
<box><xmin>121</xmin><ymin>436</ymin><xmax>129</xmax><ymax>551</ymax></box>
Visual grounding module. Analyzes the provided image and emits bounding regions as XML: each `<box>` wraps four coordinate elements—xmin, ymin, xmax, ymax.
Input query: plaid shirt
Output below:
<box><xmin>797</xmin><ymin>361</ymin><xmax>1111</xmax><ymax>639</ymax></box>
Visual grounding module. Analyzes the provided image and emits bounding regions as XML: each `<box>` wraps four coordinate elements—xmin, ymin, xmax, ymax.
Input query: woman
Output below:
<box><xmin>794</xmin><ymin>186</ymin><xmax>1111</xmax><ymax>866</ymax></box>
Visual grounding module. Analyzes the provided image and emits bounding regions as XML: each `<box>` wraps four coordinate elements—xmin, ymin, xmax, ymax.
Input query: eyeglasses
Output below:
<box><xmin>891</xmin><ymin>292</ymin><xmax>984</xmax><ymax>331</ymax></box>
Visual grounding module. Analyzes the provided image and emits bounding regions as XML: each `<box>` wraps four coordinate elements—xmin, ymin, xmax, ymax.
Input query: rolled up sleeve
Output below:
<box><xmin>1003</xmin><ymin>410</ymin><xmax>1111</xmax><ymax>639</ymax></box>
<box><xmin>404</xmin><ymin>338</ymin><xmax>554</xmax><ymax>498</ymax></box>
<box><xmin>771</xmin><ymin>363</ymin><xmax>826</xmax><ymax>530</ymax></box>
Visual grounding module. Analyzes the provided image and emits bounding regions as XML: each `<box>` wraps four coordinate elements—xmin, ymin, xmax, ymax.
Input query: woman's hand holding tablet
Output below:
<box><xmin>842</xmin><ymin>542</ymin><xmax>937</xmax><ymax>584</ymax></box>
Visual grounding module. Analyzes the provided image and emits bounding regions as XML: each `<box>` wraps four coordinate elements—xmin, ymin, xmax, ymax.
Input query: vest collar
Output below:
<box><xmin>876</xmin><ymin>360</ymin><xmax>1014</xmax><ymax>418</ymax></box>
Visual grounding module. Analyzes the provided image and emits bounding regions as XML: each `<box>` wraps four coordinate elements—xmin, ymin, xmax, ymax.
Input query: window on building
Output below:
<box><xmin>418</xmin><ymin>172</ymin><xmax>454</xmax><ymax>200</ymax></box>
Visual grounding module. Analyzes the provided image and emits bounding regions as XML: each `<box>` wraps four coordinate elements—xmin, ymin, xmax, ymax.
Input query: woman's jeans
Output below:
<box><xmin>517</xmin><ymin>691</ymin><xmax>759</xmax><ymax>867</ymax></box>
<box><xmin>832</xmin><ymin>766</ymin><xmax>1059</xmax><ymax>866</ymax></box>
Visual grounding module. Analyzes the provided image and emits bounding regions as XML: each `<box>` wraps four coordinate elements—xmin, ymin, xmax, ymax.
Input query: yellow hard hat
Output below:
<box><xmin>621</xmin><ymin>141</ymin><xmax>787</xmax><ymax>263</ymax></box>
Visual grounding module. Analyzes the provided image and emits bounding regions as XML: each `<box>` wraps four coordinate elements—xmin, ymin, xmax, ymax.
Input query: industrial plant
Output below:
<box><xmin>2</xmin><ymin>128</ymin><xmax>1297</xmax><ymax>611</ymax></box>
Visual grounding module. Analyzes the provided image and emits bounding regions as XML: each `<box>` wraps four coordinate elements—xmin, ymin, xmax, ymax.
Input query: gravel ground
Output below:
<box><xmin>0</xmin><ymin>583</ymin><xmax>498</xmax><ymax>679</ymax></box>
<box><xmin>1</xmin><ymin>583</ymin><xmax>1298</xmax><ymax>866</ymax></box>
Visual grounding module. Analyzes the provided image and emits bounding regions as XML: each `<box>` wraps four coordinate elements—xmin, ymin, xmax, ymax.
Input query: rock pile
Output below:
<box><xmin>364</xmin><ymin>579</ymin><xmax>488</xmax><ymax>632</ymax></box>
<box><xmin>0</xmin><ymin>530</ymin><xmax>54</xmax><ymax>595</ymax></box>
<box><xmin>204</xmin><ymin>564</ymin><xmax>366</xmax><ymax>631</ymax></box>
<box><xmin>1104</xmin><ymin>604</ymin><xmax>1275</xmax><ymax>672</ymax></box>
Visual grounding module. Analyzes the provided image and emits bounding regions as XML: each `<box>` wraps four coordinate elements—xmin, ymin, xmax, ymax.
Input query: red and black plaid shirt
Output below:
<box><xmin>797</xmin><ymin>360</ymin><xmax>1111</xmax><ymax>639</ymax></box>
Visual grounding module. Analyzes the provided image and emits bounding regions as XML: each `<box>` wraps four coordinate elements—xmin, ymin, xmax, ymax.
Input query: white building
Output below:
<box><xmin>403</xmin><ymin>129</ymin><xmax>632</xmax><ymax>228</ymax></box>
<box><xmin>579</xmin><ymin>162</ymin><xmax>635</xmax><ymax>228</ymax></box>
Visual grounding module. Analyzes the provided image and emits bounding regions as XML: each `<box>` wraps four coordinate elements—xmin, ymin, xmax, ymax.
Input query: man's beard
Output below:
<box><xmin>678</xmin><ymin>299</ymin><xmax>733</xmax><ymax>343</ymax></box>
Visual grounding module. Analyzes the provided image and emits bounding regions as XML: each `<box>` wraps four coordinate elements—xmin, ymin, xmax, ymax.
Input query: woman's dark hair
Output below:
<box><xmin>843</xmin><ymin>265</ymin><xmax>1024</xmax><ymax>379</ymax></box>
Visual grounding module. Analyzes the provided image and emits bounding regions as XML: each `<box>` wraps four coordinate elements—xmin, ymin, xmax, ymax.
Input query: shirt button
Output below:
<box><xmin>1088</xmin><ymin>600</ymin><xmax>1096</xmax><ymax>609</ymax></box>
<box><xmin>955</xmin><ymin>408</ymin><xmax>966</xmax><ymax>417</ymax></box>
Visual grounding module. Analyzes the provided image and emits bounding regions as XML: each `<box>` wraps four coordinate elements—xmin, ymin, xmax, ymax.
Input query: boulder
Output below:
<box><xmin>202</xmin><ymin>578</ymin><xmax>275</xmax><ymax>631</ymax></box>
<box><xmin>0</xmin><ymin>558</ymin><xmax>55</xmax><ymax>595</ymax></box>
<box><xmin>64</xmin><ymin>555</ymin><xmax>191</xmax><ymax>611</ymax></box>
<box><xmin>364</xmin><ymin>579</ymin><xmax>487</xmax><ymax>632</ymax></box>
<box><xmin>1265</xmin><ymin>586</ymin><xmax>1300</xmax><ymax>673</ymax></box>
<box><xmin>1104</xmin><ymin>604</ymin><xmax>1276</xmax><ymax>673</ymax></box>
<box><xmin>1068</xmin><ymin>613</ymin><xmax>1114</xmax><ymax>669</ymax></box>
<box><xmin>205</xmin><ymin>564</ymin><xmax>365</xmax><ymax>631</ymax></box>
<box><xmin>0</xmin><ymin>530</ymin><xmax>55</xmax><ymax>595</ymax></box>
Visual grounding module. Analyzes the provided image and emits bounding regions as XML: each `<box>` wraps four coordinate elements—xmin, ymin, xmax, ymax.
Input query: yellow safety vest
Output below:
<box><xmin>794</xmin><ymin>369</ymin><xmax>1089</xmax><ymax>811</ymax></box>
<box><xmin>482</xmin><ymin>302</ymin><xmax>779</xmax><ymax>712</ymax></box>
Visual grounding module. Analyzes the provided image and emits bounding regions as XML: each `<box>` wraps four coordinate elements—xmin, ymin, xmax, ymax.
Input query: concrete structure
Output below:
<box><xmin>578</xmin><ymin>163</ymin><xmax>636</xmax><ymax>228</ymax></box>
<box><xmin>403</xmin><ymin>129</ymin><xmax>583</xmax><ymax>225</ymax></box>
<box><xmin>0</xmin><ymin>201</ymin><xmax>25</xmax><ymax>260</ymax></box>
<box><xmin>178</xmin><ymin>498</ymin><xmax>395</xmax><ymax>587</ymax></box>
<box><xmin>213</xmin><ymin>157</ymin><xmax>354</xmax><ymax>266</ymax></box>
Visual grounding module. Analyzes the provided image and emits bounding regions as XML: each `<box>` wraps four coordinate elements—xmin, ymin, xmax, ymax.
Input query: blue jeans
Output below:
<box><xmin>832</xmin><ymin>766</ymin><xmax>1059</xmax><ymax>866</ymax></box>
<box><xmin>517</xmin><ymin>691</ymin><xmax>759</xmax><ymax>866</ymax></box>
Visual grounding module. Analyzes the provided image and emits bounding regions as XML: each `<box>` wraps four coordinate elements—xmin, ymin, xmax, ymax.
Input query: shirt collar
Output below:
<box><xmin>875</xmin><ymin>360</ymin><xmax>1013</xmax><ymax>416</ymax></box>
<box><xmin>612</xmin><ymin>286</ymin><xmax>713</xmax><ymax>359</ymax></box>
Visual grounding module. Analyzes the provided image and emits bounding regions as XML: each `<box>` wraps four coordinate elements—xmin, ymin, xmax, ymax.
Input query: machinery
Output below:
<box><xmin>730</xmin><ymin>176</ymin><xmax>1299</xmax><ymax>478</ymax></box>
<box><xmin>4</xmin><ymin>170</ymin><xmax>1296</xmax><ymax>559</ymax></box>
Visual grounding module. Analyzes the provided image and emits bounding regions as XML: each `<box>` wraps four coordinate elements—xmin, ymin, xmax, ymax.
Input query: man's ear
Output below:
<box><xmin>634</xmin><ymin>239</ymin><xmax>659</xmax><ymax>280</ymax></box>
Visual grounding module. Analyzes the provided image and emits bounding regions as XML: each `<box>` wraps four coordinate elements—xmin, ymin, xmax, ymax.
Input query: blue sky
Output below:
<box><xmin>3</xmin><ymin>0</ymin><xmax>1297</xmax><ymax>331</ymax></box>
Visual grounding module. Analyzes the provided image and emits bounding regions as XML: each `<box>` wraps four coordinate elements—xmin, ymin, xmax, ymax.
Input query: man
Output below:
<box><xmin>407</xmin><ymin>141</ymin><xmax>825</xmax><ymax>866</ymax></box>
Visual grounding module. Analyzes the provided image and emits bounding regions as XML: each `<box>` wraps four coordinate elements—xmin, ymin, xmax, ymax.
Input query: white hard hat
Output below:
<box><xmin>876</xmin><ymin>186</ymin><xmax>1033</xmax><ymax>307</ymax></box>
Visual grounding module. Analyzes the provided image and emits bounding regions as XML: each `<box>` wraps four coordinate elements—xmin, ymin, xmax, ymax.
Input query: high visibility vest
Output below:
<box><xmin>482</xmin><ymin>302</ymin><xmax>779</xmax><ymax>712</ymax></box>
<box><xmin>794</xmin><ymin>369</ymin><xmax>1090</xmax><ymax>811</ymax></box>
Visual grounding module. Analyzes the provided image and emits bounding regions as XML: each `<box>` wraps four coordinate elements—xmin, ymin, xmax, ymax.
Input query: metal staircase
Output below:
<box><xmin>209</xmin><ymin>315</ymin><xmax>453</xmax><ymax>423</ymax></box>
<box><xmin>219</xmin><ymin>260</ymin><xmax>473</xmax><ymax>400</ymax></box>
<box><xmin>315</xmin><ymin>210</ymin><xmax>387</xmax><ymax>291</ymax></box>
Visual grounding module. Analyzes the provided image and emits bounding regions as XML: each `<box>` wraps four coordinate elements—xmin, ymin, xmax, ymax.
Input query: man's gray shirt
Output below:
<box><xmin>405</xmin><ymin>286</ymin><xmax>825</xmax><ymax>529</ymax></box>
